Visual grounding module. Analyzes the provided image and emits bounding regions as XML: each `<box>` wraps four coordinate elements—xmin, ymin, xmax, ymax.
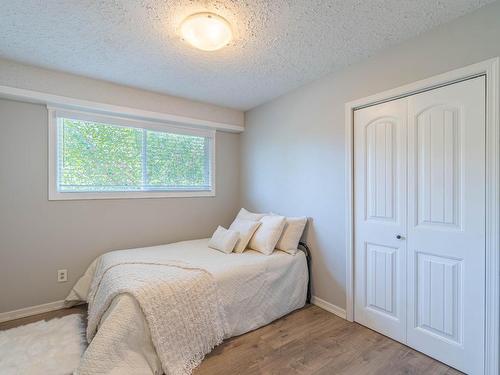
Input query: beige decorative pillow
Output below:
<box><xmin>275</xmin><ymin>217</ymin><xmax>307</xmax><ymax>255</ymax></box>
<box><xmin>236</xmin><ymin>208</ymin><xmax>265</xmax><ymax>222</ymax></box>
<box><xmin>228</xmin><ymin>219</ymin><xmax>261</xmax><ymax>253</ymax></box>
<box><xmin>208</xmin><ymin>226</ymin><xmax>240</xmax><ymax>254</ymax></box>
<box><xmin>248</xmin><ymin>215</ymin><xmax>286</xmax><ymax>255</ymax></box>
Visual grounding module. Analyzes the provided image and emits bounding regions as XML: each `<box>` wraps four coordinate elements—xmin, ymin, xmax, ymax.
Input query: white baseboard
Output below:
<box><xmin>0</xmin><ymin>300</ymin><xmax>67</xmax><ymax>323</ymax></box>
<box><xmin>2</xmin><ymin>296</ymin><xmax>346</xmax><ymax>324</ymax></box>
<box><xmin>311</xmin><ymin>296</ymin><xmax>347</xmax><ymax>320</ymax></box>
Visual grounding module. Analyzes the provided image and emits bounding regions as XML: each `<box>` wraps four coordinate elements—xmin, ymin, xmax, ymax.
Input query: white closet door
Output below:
<box><xmin>354</xmin><ymin>98</ymin><xmax>408</xmax><ymax>343</ymax></box>
<box><xmin>406</xmin><ymin>77</ymin><xmax>486</xmax><ymax>374</ymax></box>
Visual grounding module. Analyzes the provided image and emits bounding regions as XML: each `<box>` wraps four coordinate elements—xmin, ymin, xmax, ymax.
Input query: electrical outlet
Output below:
<box><xmin>57</xmin><ymin>269</ymin><xmax>67</xmax><ymax>283</ymax></box>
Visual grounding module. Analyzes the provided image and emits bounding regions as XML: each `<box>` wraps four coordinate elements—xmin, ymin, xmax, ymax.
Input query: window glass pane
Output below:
<box><xmin>146</xmin><ymin>130</ymin><xmax>210</xmax><ymax>190</ymax></box>
<box><xmin>59</xmin><ymin>119</ymin><xmax>143</xmax><ymax>192</ymax></box>
<box><xmin>56</xmin><ymin>116</ymin><xmax>212</xmax><ymax>193</ymax></box>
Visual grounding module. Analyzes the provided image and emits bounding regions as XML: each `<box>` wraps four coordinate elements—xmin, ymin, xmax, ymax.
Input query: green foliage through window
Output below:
<box><xmin>57</xmin><ymin>118</ymin><xmax>211</xmax><ymax>192</ymax></box>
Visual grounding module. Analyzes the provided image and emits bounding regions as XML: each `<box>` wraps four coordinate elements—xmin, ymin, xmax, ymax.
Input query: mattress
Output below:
<box><xmin>67</xmin><ymin>238</ymin><xmax>308</xmax><ymax>374</ymax></box>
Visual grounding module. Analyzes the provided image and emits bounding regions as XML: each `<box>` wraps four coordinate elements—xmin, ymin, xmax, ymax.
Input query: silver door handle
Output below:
<box><xmin>396</xmin><ymin>234</ymin><xmax>405</xmax><ymax>240</ymax></box>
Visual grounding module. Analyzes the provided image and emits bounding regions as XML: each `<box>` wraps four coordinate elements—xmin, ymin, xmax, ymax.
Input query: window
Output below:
<box><xmin>48</xmin><ymin>109</ymin><xmax>215</xmax><ymax>199</ymax></box>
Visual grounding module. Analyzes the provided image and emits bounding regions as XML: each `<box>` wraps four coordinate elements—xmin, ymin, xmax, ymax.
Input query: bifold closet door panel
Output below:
<box><xmin>406</xmin><ymin>76</ymin><xmax>486</xmax><ymax>375</ymax></box>
<box><xmin>353</xmin><ymin>98</ymin><xmax>408</xmax><ymax>343</ymax></box>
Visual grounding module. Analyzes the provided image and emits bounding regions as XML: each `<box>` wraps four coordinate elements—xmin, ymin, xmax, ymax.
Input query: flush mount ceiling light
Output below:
<box><xmin>180</xmin><ymin>12</ymin><xmax>233</xmax><ymax>51</ymax></box>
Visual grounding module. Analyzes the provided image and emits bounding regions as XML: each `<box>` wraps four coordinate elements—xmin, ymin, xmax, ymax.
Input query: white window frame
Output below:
<box><xmin>48</xmin><ymin>107</ymin><xmax>216</xmax><ymax>200</ymax></box>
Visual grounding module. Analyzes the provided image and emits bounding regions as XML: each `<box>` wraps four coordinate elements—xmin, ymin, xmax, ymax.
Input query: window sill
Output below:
<box><xmin>48</xmin><ymin>190</ymin><xmax>216</xmax><ymax>201</ymax></box>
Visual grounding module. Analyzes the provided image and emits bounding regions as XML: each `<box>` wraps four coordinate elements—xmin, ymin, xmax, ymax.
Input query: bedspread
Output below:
<box><xmin>68</xmin><ymin>239</ymin><xmax>308</xmax><ymax>374</ymax></box>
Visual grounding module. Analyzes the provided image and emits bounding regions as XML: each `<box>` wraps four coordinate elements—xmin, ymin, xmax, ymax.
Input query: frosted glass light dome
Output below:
<box><xmin>180</xmin><ymin>12</ymin><xmax>233</xmax><ymax>51</ymax></box>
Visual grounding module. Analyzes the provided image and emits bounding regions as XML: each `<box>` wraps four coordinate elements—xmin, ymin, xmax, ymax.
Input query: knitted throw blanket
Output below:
<box><xmin>85</xmin><ymin>250</ymin><xmax>228</xmax><ymax>375</ymax></box>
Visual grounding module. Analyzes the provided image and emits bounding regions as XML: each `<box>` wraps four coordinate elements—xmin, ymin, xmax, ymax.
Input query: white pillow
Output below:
<box><xmin>275</xmin><ymin>217</ymin><xmax>307</xmax><ymax>255</ymax></box>
<box><xmin>208</xmin><ymin>226</ymin><xmax>240</xmax><ymax>254</ymax></box>
<box><xmin>248</xmin><ymin>215</ymin><xmax>286</xmax><ymax>255</ymax></box>
<box><xmin>236</xmin><ymin>208</ymin><xmax>265</xmax><ymax>222</ymax></box>
<box><xmin>229</xmin><ymin>219</ymin><xmax>261</xmax><ymax>253</ymax></box>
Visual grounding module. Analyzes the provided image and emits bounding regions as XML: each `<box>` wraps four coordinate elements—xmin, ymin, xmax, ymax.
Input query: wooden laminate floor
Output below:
<box><xmin>0</xmin><ymin>304</ymin><xmax>461</xmax><ymax>375</ymax></box>
<box><xmin>0</xmin><ymin>304</ymin><xmax>87</xmax><ymax>331</ymax></box>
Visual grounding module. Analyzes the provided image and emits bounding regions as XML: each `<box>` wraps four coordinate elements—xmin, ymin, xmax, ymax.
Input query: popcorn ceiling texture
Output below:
<box><xmin>0</xmin><ymin>0</ymin><xmax>492</xmax><ymax>110</ymax></box>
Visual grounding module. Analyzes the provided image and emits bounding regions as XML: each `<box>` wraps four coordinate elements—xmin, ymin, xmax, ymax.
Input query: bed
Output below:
<box><xmin>66</xmin><ymin>238</ymin><xmax>310</xmax><ymax>375</ymax></box>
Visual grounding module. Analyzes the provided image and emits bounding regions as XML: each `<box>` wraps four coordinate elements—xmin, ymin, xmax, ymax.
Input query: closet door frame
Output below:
<box><xmin>344</xmin><ymin>57</ymin><xmax>499</xmax><ymax>375</ymax></box>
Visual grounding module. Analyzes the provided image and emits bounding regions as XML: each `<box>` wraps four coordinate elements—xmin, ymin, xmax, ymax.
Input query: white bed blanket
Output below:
<box><xmin>67</xmin><ymin>239</ymin><xmax>308</xmax><ymax>375</ymax></box>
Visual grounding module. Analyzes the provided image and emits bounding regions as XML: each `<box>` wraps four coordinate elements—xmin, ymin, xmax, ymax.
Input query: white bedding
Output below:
<box><xmin>67</xmin><ymin>238</ymin><xmax>308</xmax><ymax>374</ymax></box>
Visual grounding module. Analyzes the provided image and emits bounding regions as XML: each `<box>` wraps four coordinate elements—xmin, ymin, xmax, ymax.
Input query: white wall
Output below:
<box><xmin>242</xmin><ymin>1</ymin><xmax>500</xmax><ymax>309</ymax></box>
<box><xmin>0</xmin><ymin>62</ymin><xmax>243</xmax><ymax>313</ymax></box>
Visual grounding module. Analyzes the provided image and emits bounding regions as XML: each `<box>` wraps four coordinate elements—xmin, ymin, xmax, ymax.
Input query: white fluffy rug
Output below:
<box><xmin>0</xmin><ymin>314</ymin><xmax>86</xmax><ymax>375</ymax></box>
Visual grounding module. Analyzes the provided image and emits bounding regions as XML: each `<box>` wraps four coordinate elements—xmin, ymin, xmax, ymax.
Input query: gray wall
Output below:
<box><xmin>0</xmin><ymin>58</ymin><xmax>244</xmax><ymax>127</ymax></box>
<box><xmin>242</xmin><ymin>1</ymin><xmax>500</xmax><ymax>310</ymax></box>
<box><xmin>2</xmin><ymin>1</ymin><xmax>500</xmax><ymax>314</ymax></box>
<box><xmin>0</xmin><ymin>100</ymin><xmax>240</xmax><ymax>313</ymax></box>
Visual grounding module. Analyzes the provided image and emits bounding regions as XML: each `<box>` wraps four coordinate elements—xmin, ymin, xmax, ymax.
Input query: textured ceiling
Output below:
<box><xmin>0</xmin><ymin>0</ymin><xmax>493</xmax><ymax>110</ymax></box>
